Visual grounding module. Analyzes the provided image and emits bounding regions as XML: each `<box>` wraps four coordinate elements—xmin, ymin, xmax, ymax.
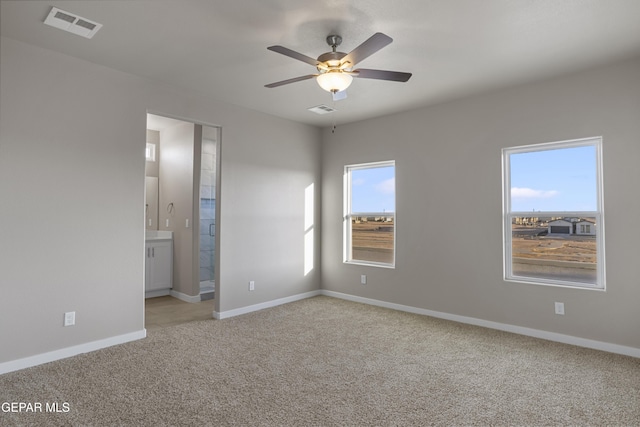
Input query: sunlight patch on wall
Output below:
<box><xmin>304</xmin><ymin>183</ymin><xmax>314</xmax><ymax>276</ymax></box>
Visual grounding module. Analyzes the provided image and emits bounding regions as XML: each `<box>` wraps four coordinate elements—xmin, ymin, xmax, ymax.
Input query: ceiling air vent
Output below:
<box><xmin>308</xmin><ymin>105</ymin><xmax>337</xmax><ymax>115</ymax></box>
<box><xmin>44</xmin><ymin>7</ymin><xmax>103</xmax><ymax>39</ymax></box>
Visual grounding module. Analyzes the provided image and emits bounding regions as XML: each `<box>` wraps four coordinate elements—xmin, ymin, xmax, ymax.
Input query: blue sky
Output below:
<box><xmin>509</xmin><ymin>145</ymin><xmax>597</xmax><ymax>212</ymax></box>
<box><xmin>351</xmin><ymin>166</ymin><xmax>395</xmax><ymax>213</ymax></box>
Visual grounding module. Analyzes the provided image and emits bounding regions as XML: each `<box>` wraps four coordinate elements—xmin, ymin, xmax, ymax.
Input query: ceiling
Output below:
<box><xmin>2</xmin><ymin>0</ymin><xmax>640</xmax><ymax>128</ymax></box>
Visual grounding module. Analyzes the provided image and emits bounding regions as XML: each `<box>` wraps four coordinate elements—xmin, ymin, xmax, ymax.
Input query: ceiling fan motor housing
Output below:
<box><xmin>317</xmin><ymin>35</ymin><xmax>349</xmax><ymax>71</ymax></box>
<box><xmin>317</xmin><ymin>51</ymin><xmax>348</xmax><ymax>70</ymax></box>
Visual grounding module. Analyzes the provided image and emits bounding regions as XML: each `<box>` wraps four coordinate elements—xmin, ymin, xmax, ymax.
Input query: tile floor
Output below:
<box><xmin>145</xmin><ymin>295</ymin><xmax>215</xmax><ymax>332</ymax></box>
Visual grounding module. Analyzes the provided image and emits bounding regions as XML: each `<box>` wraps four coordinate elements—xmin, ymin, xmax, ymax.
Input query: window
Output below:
<box><xmin>502</xmin><ymin>137</ymin><xmax>605</xmax><ymax>289</ymax></box>
<box><xmin>344</xmin><ymin>161</ymin><xmax>395</xmax><ymax>267</ymax></box>
<box><xmin>146</xmin><ymin>143</ymin><xmax>156</xmax><ymax>162</ymax></box>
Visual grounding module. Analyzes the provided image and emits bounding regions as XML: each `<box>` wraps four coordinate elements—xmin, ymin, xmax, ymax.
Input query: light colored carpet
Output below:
<box><xmin>1</xmin><ymin>296</ymin><xmax>638</xmax><ymax>426</ymax></box>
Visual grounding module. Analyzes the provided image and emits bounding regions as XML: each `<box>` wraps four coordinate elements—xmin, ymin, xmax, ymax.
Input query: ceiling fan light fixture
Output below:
<box><xmin>316</xmin><ymin>71</ymin><xmax>353</xmax><ymax>93</ymax></box>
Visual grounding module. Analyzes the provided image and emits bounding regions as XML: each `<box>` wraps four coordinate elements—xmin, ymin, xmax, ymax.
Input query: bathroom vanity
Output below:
<box><xmin>145</xmin><ymin>230</ymin><xmax>173</xmax><ymax>298</ymax></box>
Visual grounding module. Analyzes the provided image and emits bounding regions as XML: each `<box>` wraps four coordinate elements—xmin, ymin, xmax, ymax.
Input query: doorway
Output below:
<box><xmin>145</xmin><ymin>113</ymin><xmax>221</xmax><ymax>324</ymax></box>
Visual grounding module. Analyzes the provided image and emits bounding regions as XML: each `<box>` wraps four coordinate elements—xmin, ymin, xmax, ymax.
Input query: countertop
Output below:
<box><xmin>145</xmin><ymin>230</ymin><xmax>173</xmax><ymax>241</ymax></box>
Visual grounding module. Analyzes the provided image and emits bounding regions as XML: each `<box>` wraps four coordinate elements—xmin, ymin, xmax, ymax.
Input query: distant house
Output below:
<box><xmin>575</xmin><ymin>219</ymin><xmax>596</xmax><ymax>235</ymax></box>
<box><xmin>514</xmin><ymin>217</ymin><xmax>539</xmax><ymax>226</ymax></box>
<box><xmin>548</xmin><ymin>218</ymin><xmax>596</xmax><ymax>235</ymax></box>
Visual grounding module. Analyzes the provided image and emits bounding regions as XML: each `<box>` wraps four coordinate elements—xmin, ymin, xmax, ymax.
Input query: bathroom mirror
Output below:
<box><xmin>145</xmin><ymin>176</ymin><xmax>159</xmax><ymax>230</ymax></box>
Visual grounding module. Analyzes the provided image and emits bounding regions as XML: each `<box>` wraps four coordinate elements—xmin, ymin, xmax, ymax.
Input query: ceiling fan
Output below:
<box><xmin>265</xmin><ymin>32</ymin><xmax>412</xmax><ymax>100</ymax></box>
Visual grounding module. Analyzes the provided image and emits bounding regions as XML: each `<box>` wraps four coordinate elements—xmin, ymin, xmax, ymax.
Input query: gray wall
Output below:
<box><xmin>0</xmin><ymin>36</ymin><xmax>321</xmax><ymax>365</ymax></box>
<box><xmin>321</xmin><ymin>57</ymin><xmax>640</xmax><ymax>350</ymax></box>
<box><xmin>217</xmin><ymin>110</ymin><xmax>322</xmax><ymax>312</ymax></box>
<box><xmin>158</xmin><ymin>121</ymin><xmax>197</xmax><ymax>296</ymax></box>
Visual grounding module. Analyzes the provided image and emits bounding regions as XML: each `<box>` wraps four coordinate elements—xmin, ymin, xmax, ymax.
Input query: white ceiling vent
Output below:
<box><xmin>44</xmin><ymin>7</ymin><xmax>102</xmax><ymax>39</ymax></box>
<box><xmin>308</xmin><ymin>105</ymin><xmax>337</xmax><ymax>115</ymax></box>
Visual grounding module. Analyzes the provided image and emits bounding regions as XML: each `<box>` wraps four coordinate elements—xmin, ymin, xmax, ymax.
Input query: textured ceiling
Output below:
<box><xmin>2</xmin><ymin>0</ymin><xmax>640</xmax><ymax>127</ymax></box>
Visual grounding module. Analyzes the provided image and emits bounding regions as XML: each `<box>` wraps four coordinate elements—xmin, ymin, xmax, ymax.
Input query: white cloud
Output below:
<box><xmin>352</xmin><ymin>178</ymin><xmax>365</xmax><ymax>186</ymax></box>
<box><xmin>511</xmin><ymin>187</ymin><xmax>559</xmax><ymax>198</ymax></box>
<box><xmin>375</xmin><ymin>177</ymin><xmax>395</xmax><ymax>195</ymax></box>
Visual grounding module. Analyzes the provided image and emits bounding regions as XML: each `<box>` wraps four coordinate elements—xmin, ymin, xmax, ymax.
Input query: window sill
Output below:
<box><xmin>344</xmin><ymin>260</ymin><xmax>395</xmax><ymax>269</ymax></box>
<box><xmin>504</xmin><ymin>276</ymin><xmax>605</xmax><ymax>291</ymax></box>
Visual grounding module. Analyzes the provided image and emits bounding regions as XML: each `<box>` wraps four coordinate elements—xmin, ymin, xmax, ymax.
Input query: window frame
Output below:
<box><xmin>502</xmin><ymin>137</ymin><xmax>605</xmax><ymax>290</ymax></box>
<box><xmin>344</xmin><ymin>160</ymin><xmax>396</xmax><ymax>268</ymax></box>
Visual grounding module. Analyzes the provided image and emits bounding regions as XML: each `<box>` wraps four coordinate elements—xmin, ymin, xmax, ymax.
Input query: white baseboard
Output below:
<box><xmin>214</xmin><ymin>290</ymin><xmax>322</xmax><ymax>319</ymax></box>
<box><xmin>321</xmin><ymin>290</ymin><xmax>640</xmax><ymax>359</ymax></box>
<box><xmin>170</xmin><ymin>289</ymin><xmax>202</xmax><ymax>303</ymax></box>
<box><xmin>0</xmin><ymin>330</ymin><xmax>147</xmax><ymax>375</ymax></box>
<box><xmin>145</xmin><ymin>289</ymin><xmax>170</xmax><ymax>299</ymax></box>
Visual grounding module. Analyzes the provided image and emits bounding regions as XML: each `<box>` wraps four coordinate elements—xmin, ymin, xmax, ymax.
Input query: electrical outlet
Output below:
<box><xmin>361</xmin><ymin>275</ymin><xmax>367</xmax><ymax>285</ymax></box>
<box><xmin>249</xmin><ymin>280</ymin><xmax>255</xmax><ymax>291</ymax></box>
<box><xmin>554</xmin><ymin>302</ymin><xmax>565</xmax><ymax>315</ymax></box>
<box><xmin>64</xmin><ymin>311</ymin><xmax>75</xmax><ymax>326</ymax></box>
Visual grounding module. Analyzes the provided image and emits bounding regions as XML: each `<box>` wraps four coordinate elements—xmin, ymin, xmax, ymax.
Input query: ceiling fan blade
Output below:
<box><xmin>267</xmin><ymin>45</ymin><xmax>321</xmax><ymax>67</ymax></box>
<box><xmin>353</xmin><ymin>68</ymin><xmax>412</xmax><ymax>82</ymax></box>
<box><xmin>265</xmin><ymin>74</ymin><xmax>317</xmax><ymax>88</ymax></box>
<box><xmin>341</xmin><ymin>33</ymin><xmax>393</xmax><ymax>68</ymax></box>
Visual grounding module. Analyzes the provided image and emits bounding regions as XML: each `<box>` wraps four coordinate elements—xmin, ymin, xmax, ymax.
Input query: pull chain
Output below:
<box><xmin>331</xmin><ymin>95</ymin><xmax>337</xmax><ymax>133</ymax></box>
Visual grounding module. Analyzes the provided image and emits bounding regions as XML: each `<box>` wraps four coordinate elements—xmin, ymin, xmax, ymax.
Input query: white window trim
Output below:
<box><xmin>344</xmin><ymin>160</ymin><xmax>396</xmax><ymax>268</ymax></box>
<box><xmin>502</xmin><ymin>137</ymin><xmax>605</xmax><ymax>290</ymax></box>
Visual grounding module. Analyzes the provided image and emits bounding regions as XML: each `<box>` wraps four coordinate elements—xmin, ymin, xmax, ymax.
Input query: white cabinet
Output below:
<box><xmin>145</xmin><ymin>239</ymin><xmax>172</xmax><ymax>298</ymax></box>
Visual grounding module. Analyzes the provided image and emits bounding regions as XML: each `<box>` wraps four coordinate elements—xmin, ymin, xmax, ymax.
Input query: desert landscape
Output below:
<box><xmin>511</xmin><ymin>224</ymin><xmax>597</xmax><ymax>283</ymax></box>
<box><xmin>349</xmin><ymin>218</ymin><xmax>598</xmax><ymax>283</ymax></box>
<box><xmin>351</xmin><ymin>217</ymin><xmax>394</xmax><ymax>264</ymax></box>
<box><xmin>511</xmin><ymin>225</ymin><xmax>596</xmax><ymax>263</ymax></box>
